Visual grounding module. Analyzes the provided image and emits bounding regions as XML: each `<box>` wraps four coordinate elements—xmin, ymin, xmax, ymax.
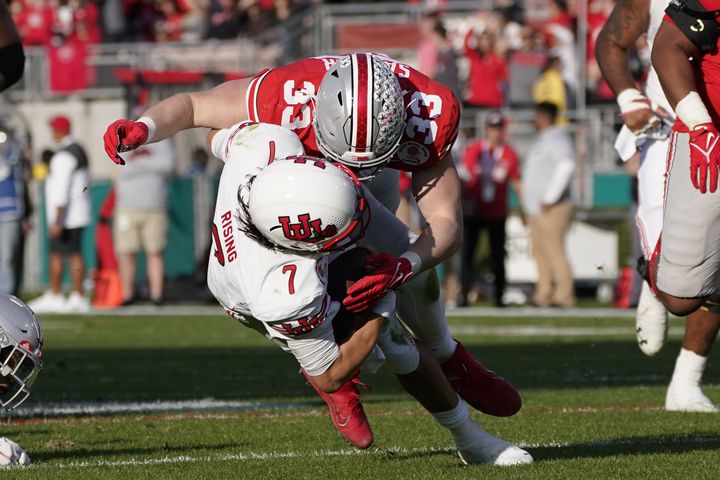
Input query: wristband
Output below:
<box><xmin>400</xmin><ymin>251</ymin><xmax>422</xmax><ymax>275</ymax></box>
<box><xmin>617</xmin><ymin>88</ymin><xmax>649</xmax><ymax>114</ymax></box>
<box><xmin>675</xmin><ymin>92</ymin><xmax>712</xmax><ymax>130</ymax></box>
<box><xmin>136</xmin><ymin>116</ymin><xmax>157</xmax><ymax>143</ymax></box>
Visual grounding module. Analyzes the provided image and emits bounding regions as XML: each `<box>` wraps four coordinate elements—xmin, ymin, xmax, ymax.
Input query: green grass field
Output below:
<box><xmin>2</xmin><ymin>312</ymin><xmax>719</xmax><ymax>479</ymax></box>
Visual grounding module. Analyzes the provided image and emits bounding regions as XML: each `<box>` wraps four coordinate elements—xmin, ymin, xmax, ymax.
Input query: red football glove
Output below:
<box><xmin>689</xmin><ymin>122</ymin><xmax>720</xmax><ymax>194</ymax></box>
<box><xmin>342</xmin><ymin>253</ymin><xmax>413</xmax><ymax>313</ymax></box>
<box><xmin>103</xmin><ymin>119</ymin><xmax>149</xmax><ymax>165</ymax></box>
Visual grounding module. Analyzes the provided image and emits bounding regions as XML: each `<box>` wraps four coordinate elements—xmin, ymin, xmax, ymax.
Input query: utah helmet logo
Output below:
<box><xmin>275</xmin><ymin>214</ymin><xmax>338</xmax><ymax>243</ymax></box>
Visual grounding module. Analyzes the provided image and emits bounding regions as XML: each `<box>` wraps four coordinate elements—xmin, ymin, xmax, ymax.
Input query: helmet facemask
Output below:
<box><xmin>0</xmin><ymin>330</ymin><xmax>41</xmax><ymax>412</ymax></box>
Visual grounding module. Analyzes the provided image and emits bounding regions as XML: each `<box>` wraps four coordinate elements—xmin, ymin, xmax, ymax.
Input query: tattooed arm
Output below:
<box><xmin>595</xmin><ymin>0</ymin><xmax>655</xmax><ymax>132</ymax></box>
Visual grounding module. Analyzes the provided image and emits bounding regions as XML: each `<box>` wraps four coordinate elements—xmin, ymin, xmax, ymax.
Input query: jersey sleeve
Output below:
<box><xmin>389</xmin><ymin>68</ymin><xmax>461</xmax><ymax>173</ymax></box>
<box><xmin>245</xmin><ymin>60</ymin><xmax>326</xmax><ymax>156</ymax></box>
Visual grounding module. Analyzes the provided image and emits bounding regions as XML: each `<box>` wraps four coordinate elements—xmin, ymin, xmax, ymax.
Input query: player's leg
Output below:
<box><xmin>666</xmin><ymin>304</ymin><xmax>720</xmax><ymax>412</ymax></box>
<box><xmin>635</xmin><ymin>137</ymin><xmax>670</xmax><ymax>355</ymax></box>
<box><xmin>653</xmin><ymin>131</ymin><xmax>720</xmax><ymax>315</ymax></box>
<box><xmin>381</xmin><ymin>326</ymin><xmax>532</xmax><ymax>466</ymax></box>
<box><xmin>360</xmin><ymin>188</ymin><xmax>522</xmax><ymax>417</ymax></box>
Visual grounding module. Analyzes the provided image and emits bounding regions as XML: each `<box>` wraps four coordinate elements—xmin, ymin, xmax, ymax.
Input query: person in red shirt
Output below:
<box><xmin>463</xmin><ymin>28</ymin><xmax>508</xmax><ymax>108</ymax></box>
<box><xmin>460</xmin><ymin>112</ymin><xmax>521</xmax><ymax>307</ymax></box>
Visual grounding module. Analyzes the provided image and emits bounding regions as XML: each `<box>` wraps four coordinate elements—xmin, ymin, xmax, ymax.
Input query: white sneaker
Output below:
<box><xmin>666</xmin><ymin>385</ymin><xmax>720</xmax><ymax>412</ymax></box>
<box><xmin>457</xmin><ymin>432</ymin><xmax>533</xmax><ymax>466</ymax></box>
<box><xmin>635</xmin><ymin>283</ymin><xmax>668</xmax><ymax>356</ymax></box>
<box><xmin>27</xmin><ymin>291</ymin><xmax>67</xmax><ymax>314</ymax></box>
<box><xmin>65</xmin><ymin>292</ymin><xmax>90</xmax><ymax>313</ymax></box>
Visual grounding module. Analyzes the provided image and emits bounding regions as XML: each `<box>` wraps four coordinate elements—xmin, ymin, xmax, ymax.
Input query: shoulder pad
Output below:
<box><xmin>666</xmin><ymin>0</ymin><xmax>720</xmax><ymax>54</ymax></box>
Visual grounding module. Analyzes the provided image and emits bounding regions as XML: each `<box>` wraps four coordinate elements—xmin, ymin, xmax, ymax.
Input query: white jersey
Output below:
<box><xmin>206</xmin><ymin>122</ymin><xmax>341</xmax><ymax>375</ymax></box>
<box><xmin>645</xmin><ymin>0</ymin><xmax>673</xmax><ymax>114</ymax></box>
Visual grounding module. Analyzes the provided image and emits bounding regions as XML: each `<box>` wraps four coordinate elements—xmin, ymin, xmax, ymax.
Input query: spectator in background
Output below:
<box><xmin>0</xmin><ymin>125</ymin><xmax>30</xmax><ymax>296</ymax></box>
<box><xmin>521</xmin><ymin>102</ymin><xmax>575</xmax><ymax>308</ymax></box>
<box><xmin>187</xmin><ymin>147</ymin><xmax>210</xmax><ymax>177</ymax></box>
<box><xmin>532</xmin><ymin>55</ymin><xmax>568</xmax><ymax>123</ymax></box>
<box><xmin>459</xmin><ymin>112</ymin><xmax>521</xmax><ymax>307</ymax></box>
<box><xmin>205</xmin><ymin>0</ymin><xmax>240</xmax><ymax>40</ymax></box>
<box><xmin>29</xmin><ymin>116</ymin><xmax>91</xmax><ymax>313</ymax></box>
<box><xmin>463</xmin><ymin>27</ymin><xmax>507</xmax><ymax>109</ymax></box>
<box><xmin>543</xmin><ymin>0</ymin><xmax>577</xmax><ymax>97</ymax></box>
<box><xmin>416</xmin><ymin>13</ymin><xmax>459</xmax><ymax>98</ymax></box>
<box><xmin>508</xmin><ymin>26</ymin><xmax>546</xmax><ymax>107</ymax></box>
<box><xmin>115</xmin><ymin>137</ymin><xmax>175</xmax><ymax>306</ymax></box>
<box><xmin>12</xmin><ymin>0</ymin><xmax>53</xmax><ymax>46</ymax></box>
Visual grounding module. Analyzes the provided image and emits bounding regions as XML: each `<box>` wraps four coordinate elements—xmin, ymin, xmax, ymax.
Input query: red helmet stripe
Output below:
<box><xmin>351</xmin><ymin>54</ymin><xmax>373</xmax><ymax>154</ymax></box>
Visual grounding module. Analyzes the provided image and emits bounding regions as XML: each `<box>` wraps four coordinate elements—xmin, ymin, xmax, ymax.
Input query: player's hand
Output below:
<box><xmin>617</xmin><ymin>89</ymin><xmax>658</xmax><ymax>134</ymax></box>
<box><xmin>103</xmin><ymin>119</ymin><xmax>149</xmax><ymax>165</ymax></box>
<box><xmin>688</xmin><ymin>122</ymin><xmax>720</xmax><ymax>194</ymax></box>
<box><xmin>0</xmin><ymin>438</ymin><xmax>30</xmax><ymax>467</ymax></box>
<box><xmin>342</xmin><ymin>253</ymin><xmax>413</xmax><ymax>313</ymax></box>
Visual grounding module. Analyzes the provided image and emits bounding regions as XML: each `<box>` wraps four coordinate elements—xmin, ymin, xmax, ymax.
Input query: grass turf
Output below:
<box><xmin>1</xmin><ymin>313</ymin><xmax>718</xmax><ymax>479</ymax></box>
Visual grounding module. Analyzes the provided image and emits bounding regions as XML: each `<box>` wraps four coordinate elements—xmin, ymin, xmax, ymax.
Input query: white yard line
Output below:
<box><xmin>14</xmin><ymin>399</ymin><xmax>307</xmax><ymax>417</ymax></box>
<box><xmin>28</xmin><ymin>435</ymin><xmax>720</xmax><ymax>470</ymax></box>
<box><xmin>450</xmin><ymin>325</ymin><xmax>686</xmax><ymax>337</ymax></box>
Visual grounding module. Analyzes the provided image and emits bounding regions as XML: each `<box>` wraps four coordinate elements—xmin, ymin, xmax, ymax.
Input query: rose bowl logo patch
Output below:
<box><xmin>396</xmin><ymin>141</ymin><xmax>430</xmax><ymax>166</ymax></box>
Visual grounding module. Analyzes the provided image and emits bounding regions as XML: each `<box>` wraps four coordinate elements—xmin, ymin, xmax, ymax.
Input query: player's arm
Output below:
<box><xmin>287</xmin><ymin>293</ymin><xmax>395</xmax><ymax>393</ymax></box>
<box><xmin>407</xmin><ymin>154</ymin><xmax>463</xmax><ymax>269</ymax></box>
<box><xmin>103</xmin><ymin>78</ymin><xmax>252</xmax><ymax>164</ymax></box>
<box><xmin>653</xmin><ymin>13</ymin><xmax>719</xmax><ymax>193</ymax></box>
<box><xmin>595</xmin><ymin>0</ymin><xmax>655</xmax><ymax>133</ymax></box>
<box><xmin>308</xmin><ymin>311</ymin><xmax>385</xmax><ymax>393</ymax></box>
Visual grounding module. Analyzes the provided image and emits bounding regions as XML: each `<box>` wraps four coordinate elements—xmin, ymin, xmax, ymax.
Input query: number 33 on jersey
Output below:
<box><xmin>245</xmin><ymin>54</ymin><xmax>461</xmax><ymax>172</ymax></box>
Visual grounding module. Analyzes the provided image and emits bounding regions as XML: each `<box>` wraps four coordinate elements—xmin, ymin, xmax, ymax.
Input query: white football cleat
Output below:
<box><xmin>27</xmin><ymin>291</ymin><xmax>67</xmax><ymax>314</ymax></box>
<box><xmin>65</xmin><ymin>291</ymin><xmax>90</xmax><ymax>313</ymax></box>
<box><xmin>635</xmin><ymin>283</ymin><xmax>668</xmax><ymax>356</ymax></box>
<box><xmin>666</xmin><ymin>386</ymin><xmax>720</xmax><ymax>412</ymax></box>
<box><xmin>0</xmin><ymin>438</ymin><xmax>30</xmax><ymax>467</ymax></box>
<box><xmin>457</xmin><ymin>432</ymin><xmax>533</xmax><ymax>466</ymax></box>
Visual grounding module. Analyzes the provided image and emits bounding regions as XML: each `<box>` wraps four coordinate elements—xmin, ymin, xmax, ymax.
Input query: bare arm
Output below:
<box><xmin>652</xmin><ymin>21</ymin><xmax>701</xmax><ymax>110</ymax></box>
<box><xmin>309</xmin><ymin>312</ymin><xmax>385</xmax><ymax>393</ymax></box>
<box><xmin>595</xmin><ymin>0</ymin><xmax>650</xmax><ymax>95</ymax></box>
<box><xmin>407</xmin><ymin>155</ymin><xmax>463</xmax><ymax>271</ymax></box>
<box><xmin>142</xmin><ymin>78</ymin><xmax>253</xmax><ymax>142</ymax></box>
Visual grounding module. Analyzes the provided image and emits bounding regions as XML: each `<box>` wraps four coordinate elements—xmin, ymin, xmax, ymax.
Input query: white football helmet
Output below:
<box><xmin>245</xmin><ymin>155</ymin><xmax>369</xmax><ymax>254</ymax></box>
<box><xmin>313</xmin><ymin>53</ymin><xmax>405</xmax><ymax>180</ymax></box>
<box><xmin>0</xmin><ymin>295</ymin><xmax>43</xmax><ymax>411</ymax></box>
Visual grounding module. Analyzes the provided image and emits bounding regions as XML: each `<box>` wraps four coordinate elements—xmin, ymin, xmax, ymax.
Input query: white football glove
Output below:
<box><xmin>0</xmin><ymin>438</ymin><xmax>30</xmax><ymax>467</ymax></box>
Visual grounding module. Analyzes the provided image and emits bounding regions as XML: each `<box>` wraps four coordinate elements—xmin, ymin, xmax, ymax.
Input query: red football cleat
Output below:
<box><xmin>440</xmin><ymin>340</ymin><xmax>522</xmax><ymax>417</ymax></box>
<box><xmin>301</xmin><ymin>369</ymin><xmax>374</xmax><ymax>449</ymax></box>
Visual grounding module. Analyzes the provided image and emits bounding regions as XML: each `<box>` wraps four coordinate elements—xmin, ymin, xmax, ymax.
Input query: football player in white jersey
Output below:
<box><xmin>0</xmin><ymin>294</ymin><xmax>44</xmax><ymax>467</ymax></box>
<box><xmin>204</xmin><ymin>121</ymin><xmax>532</xmax><ymax>465</ymax></box>
<box><xmin>103</xmin><ymin>53</ymin><xmax>523</xmax><ymax>447</ymax></box>
<box><xmin>596</xmin><ymin>0</ymin><xmax>720</xmax><ymax>411</ymax></box>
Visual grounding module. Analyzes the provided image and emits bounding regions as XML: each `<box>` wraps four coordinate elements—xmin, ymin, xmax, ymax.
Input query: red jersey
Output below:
<box><xmin>666</xmin><ymin>1</ymin><xmax>720</xmax><ymax>130</ymax></box>
<box><xmin>461</xmin><ymin>140</ymin><xmax>519</xmax><ymax>220</ymax></box>
<box><xmin>245</xmin><ymin>55</ymin><xmax>461</xmax><ymax>173</ymax></box>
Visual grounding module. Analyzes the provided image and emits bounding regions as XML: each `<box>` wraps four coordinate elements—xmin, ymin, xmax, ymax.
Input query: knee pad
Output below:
<box><xmin>0</xmin><ymin>43</ymin><xmax>25</xmax><ymax>90</ymax></box>
<box><xmin>377</xmin><ymin>315</ymin><xmax>419</xmax><ymax>375</ymax></box>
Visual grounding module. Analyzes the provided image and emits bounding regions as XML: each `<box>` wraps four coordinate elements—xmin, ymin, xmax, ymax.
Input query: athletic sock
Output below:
<box><xmin>669</xmin><ymin>348</ymin><xmax>707</xmax><ymax>389</ymax></box>
<box><xmin>431</xmin><ymin>397</ymin><xmax>485</xmax><ymax>445</ymax></box>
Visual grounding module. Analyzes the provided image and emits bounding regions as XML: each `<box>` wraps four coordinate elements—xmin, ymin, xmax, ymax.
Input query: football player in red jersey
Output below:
<box><xmin>648</xmin><ymin>0</ymin><xmax>720</xmax><ymax>411</ymax></box>
<box><xmin>103</xmin><ymin>53</ymin><xmax>524</xmax><ymax>438</ymax></box>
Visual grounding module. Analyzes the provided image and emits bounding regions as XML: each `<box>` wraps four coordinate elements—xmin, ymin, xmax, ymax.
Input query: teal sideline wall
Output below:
<box><xmin>38</xmin><ymin>178</ymin><xmax>197</xmax><ymax>288</ymax></box>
